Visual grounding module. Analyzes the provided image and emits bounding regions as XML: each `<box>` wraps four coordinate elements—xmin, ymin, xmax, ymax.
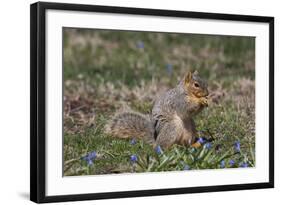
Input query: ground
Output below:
<box><xmin>63</xmin><ymin>28</ymin><xmax>255</xmax><ymax>176</ymax></box>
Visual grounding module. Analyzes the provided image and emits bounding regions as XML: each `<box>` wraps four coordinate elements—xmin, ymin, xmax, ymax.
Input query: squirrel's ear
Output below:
<box><xmin>184</xmin><ymin>71</ymin><xmax>192</xmax><ymax>84</ymax></box>
<box><xmin>193</xmin><ymin>70</ymin><xmax>199</xmax><ymax>75</ymax></box>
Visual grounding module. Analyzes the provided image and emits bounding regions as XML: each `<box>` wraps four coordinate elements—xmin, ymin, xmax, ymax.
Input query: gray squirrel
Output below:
<box><xmin>105</xmin><ymin>71</ymin><xmax>209</xmax><ymax>149</ymax></box>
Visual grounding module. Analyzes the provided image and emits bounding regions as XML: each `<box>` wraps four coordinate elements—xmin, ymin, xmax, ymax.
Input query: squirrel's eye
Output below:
<box><xmin>194</xmin><ymin>83</ymin><xmax>199</xmax><ymax>88</ymax></box>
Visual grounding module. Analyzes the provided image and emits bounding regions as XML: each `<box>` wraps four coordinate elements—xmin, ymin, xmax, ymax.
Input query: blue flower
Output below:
<box><xmin>88</xmin><ymin>151</ymin><xmax>97</xmax><ymax>159</ymax></box>
<box><xmin>130</xmin><ymin>138</ymin><xmax>137</xmax><ymax>145</ymax></box>
<box><xmin>136</xmin><ymin>41</ymin><xmax>144</xmax><ymax>49</ymax></box>
<box><xmin>220</xmin><ymin>160</ymin><xmax>225</xmax><ymax>168</ymax></box>
<box><xmin>205</xmin><ymin>142</ymin><xmax>212</xmax><ymax>149</ymax></box>
<box><xmin>239</xmin><ymin>162</ymin><xmax>248</xmax><ymax>168</ymax></box>
<box><xmin>229</xmin><ymin>159</ymin><xmax>235</xmax><ymax>166</ymax></box>
<box><xmin>82</xmin><ymin>151</ymin><xmax>97</xmax><ymax>166</ymax></box>
<box><xmin>155</xmin><ymin>145</ymin><xmax>163</xmax><ymax>155</ymax></box>
<box><xmin>165</xmin><ymin>64</ymin><xmax>173</xmax><ymax>76</ymax></box>
<box><xmin>183</xmin><ymin>165</ymin><xmax>190</xmax><ymax>170</ymax></box>
<box><xmin>130</xmin><ymin>154</ymin><xmax>138</xmax><ymax>163</ymax></box>
<box><xmin>197</xmin><ymin>137</ymin><xmax>205</xmax><ymax>144</ymax></box>
<box><xmin>234</xmin><ymin>141</ymin><xmax>241</xmax><ymax>152</ymax></box>
<box><xmin>87</xmin><ymin>159</ymin><xmax>93</xmax><ymax>166</ymax></box>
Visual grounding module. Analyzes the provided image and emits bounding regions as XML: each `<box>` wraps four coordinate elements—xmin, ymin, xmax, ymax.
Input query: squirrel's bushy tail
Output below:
<box><xmin>105</xmin><ymin>111</ymin><xmax>155</xmax><ymax>144</ymax></box>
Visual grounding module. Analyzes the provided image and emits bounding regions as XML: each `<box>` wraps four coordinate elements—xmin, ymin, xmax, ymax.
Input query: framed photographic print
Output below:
<box><xmin>30</xmin><ymin>1</ymin><xmax>274</xmax><ymax>203</ymax></box>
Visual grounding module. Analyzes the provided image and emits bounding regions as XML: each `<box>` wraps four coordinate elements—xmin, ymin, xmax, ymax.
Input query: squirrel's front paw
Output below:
<box><xmin>200</xmin><ymin>97</ymin><xmax>209</xmax><ymax>106</ymax></box>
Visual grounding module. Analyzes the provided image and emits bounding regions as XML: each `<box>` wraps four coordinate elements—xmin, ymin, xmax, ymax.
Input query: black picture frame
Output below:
<box><xmin>30</xmin><ymin>1</ymin><xmax>274</xmax><ymax>203</ymax></box>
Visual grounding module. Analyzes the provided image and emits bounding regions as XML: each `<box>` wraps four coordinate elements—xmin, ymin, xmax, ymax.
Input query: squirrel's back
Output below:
<box><xmin>152</xmin><ymin>84</ymin><xmax>188</xmax><ymax>121</ymax></box>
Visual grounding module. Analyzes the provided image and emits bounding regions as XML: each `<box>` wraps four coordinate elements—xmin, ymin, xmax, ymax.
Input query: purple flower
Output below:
<box><xmin>197</xmin><ymin>137</ymin><xmax>205</xmax><ymax>144</ymax></box>
<box><xmin>205</xmin><ymin>142</ymin><xmax>212</xmax><ymax>149</ymax></box>
<box><xmin>136</xmin><ymin>41</ymin><xmax>144</xmax><ymax>49</ymax></box>
<box><xmin>87</xmin><ymin>159</ymin><xmax>93</xmax><ymax>166</ymax></box>
<box><xmin>220</xmin><ymin>160</ymin><xmax>225</xmax><ymax>168</ymax></box>
<box><xmin>239</xmin><ymin>162</ymin><xmax>248</xmax><ymax>168</ymax></box>
<box><xmin>234</xmin><ymin>141</ymin><xmax>241</xmax><ymax>152</ymax></box>
<box><xmin>130</xmin><ymin>154</ymin><xmax>138</xmax><ymax>163</ymax></box>
<box><xmin>88</xmin><ymin>151</ymin><xmax>97</xmax><ymax>159</ymax></box>
<box><xmin>183</xmin><ymin>165</ymin><xmax>190</xmax><ymax>170</ymax></box>
<box><xmin>165</xmin><ymin>64</ymin><xmax>173</xmax><ymax>76</ymax></box>
<box><xmin>82</xmin><ymin>151</ymin><xmax>97</xmax><ymax>166</ymax></box>
<box><xmin>130</xmin><ymin>138</ymin><xmax>137</xmax><ymax>145</ymax></box>
<box><xmin>155</xmin><ymin>145</ymin><xmax>163</xmax><ymax>155</ymax></box>
<box><xmin>229</xmin><ymin>159</ymin><xmax>235</xmax><ymax>166</ymax></box>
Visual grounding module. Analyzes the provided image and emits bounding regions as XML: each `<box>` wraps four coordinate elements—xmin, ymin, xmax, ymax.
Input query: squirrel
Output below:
<box><xmin>105</xmin><ymin>70</ymin><xmax>209</xmax><ymax>149</ymax></box>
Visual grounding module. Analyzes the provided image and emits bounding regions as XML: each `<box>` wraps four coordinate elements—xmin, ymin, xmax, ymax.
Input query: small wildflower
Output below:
<box><xmin>130</xmin><ymin>154</ymin><xmax>138</xmax><ymax>163</ymax></box>
<box><xmin>197</xmin><ymin>137</ymin><xmax>205</xmax><ymax>144</ymax></box>
<box><xmin>165</xmin><ymin>64</ymin><xmax>173</xmax><ymax>76</ymax></box>
<box><xmin>155</xmin><ymin>145</ymin><xmax>163</xmax><ymax>155</ymax></box>
<box><xmin>87</xmin><ymin>159</ymin><xmax>93</xmax><ymax>166</ymax></box>
<box><xmin>220</xmin><ymin>160</ymin><xmax>225</xmax><ymax>168</ymax></box>
<box><xmin>229</xmin><ymin>159</ymin><xmax>235</xmax><ymax>166</ymax></box>
<box><xmin>130</xmin><ymin>138</ymin><xmax>137</xmax><ymax>145</ymax></box>
<box><xmin>239</xmin><ymin>162</ymin><xmax>248</xmax><ymax>168</ymax></box>
<box><xmin>234</xmin><ymin>141</ymin><xmax>241</xmax><ymax>152</ymax></box>
<box><xmin>183</xmin><ymin>165</ymin><xmax>190</xmax><ymax>170</ymax></box>
<box><xmin>205</xmin><ymin>142</ymin><xmax>212</xmax><ymax>149</ymax></box>
<box><xmin>88</xmin><ymin>151</ymin><xmax>97</xmax><ymax>160</ymax></box>
<box><xmin>82</xmin><ymin>151</ymin><xmax>97</xmax><ymax>166</ymax></box>
<box><xmin>136</xmin><ymin>41</ymin><xmax>144</xmax><ymax>49</ymax></box>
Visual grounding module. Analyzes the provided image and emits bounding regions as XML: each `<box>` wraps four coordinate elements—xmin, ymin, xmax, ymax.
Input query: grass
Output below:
<box><xmin>63</xmin><ymin>28</ymin><xmax>255</xmax><ymax>176</ymax></box>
